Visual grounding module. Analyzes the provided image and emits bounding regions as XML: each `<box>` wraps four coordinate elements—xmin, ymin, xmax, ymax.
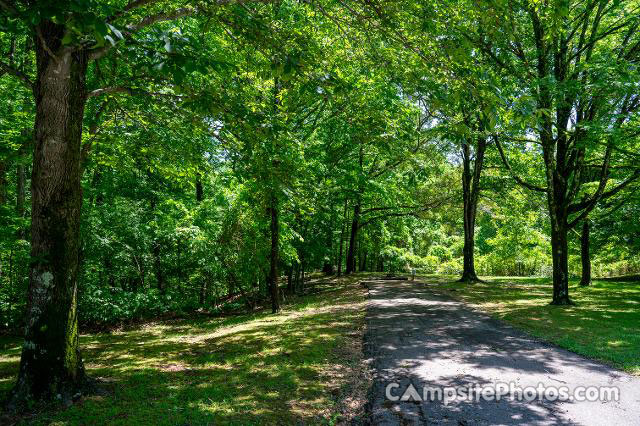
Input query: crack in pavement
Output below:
<box><xmin>364</xmin><ymin>280</ymin><xmax>640</xmax><ymax>425</ymax></box>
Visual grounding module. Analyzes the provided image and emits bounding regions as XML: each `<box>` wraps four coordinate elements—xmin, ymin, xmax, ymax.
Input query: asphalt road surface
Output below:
<box><xmin>364</xmin><ymin>279</ymin><xmax>640</xmax><ymax>425</ymax></box>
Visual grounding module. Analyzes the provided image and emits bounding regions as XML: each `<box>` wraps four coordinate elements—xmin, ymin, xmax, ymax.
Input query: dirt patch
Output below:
<box><xmin>321</xmin><ymin>288</ymin><xmax>371</xmax><ymax>424</ymax></box>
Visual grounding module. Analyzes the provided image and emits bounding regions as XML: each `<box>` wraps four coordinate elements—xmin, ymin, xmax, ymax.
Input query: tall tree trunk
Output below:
<box><xmin>149</xmin><ymin>196</ymin><xmax>165</xmax><ymax>294</ymax></box>
<box><xmin>459</xmin><ymin>136</ymin><xmax>486</xmax><ymax>282</ymax></box>
<box><xmin>337</xmin><ymin>199</ymin><xmax>347</xmax><ymax>276</ymax></box>
<box><xmin>287</xmin><ymin>267</ymin><xmax>294</xmax><ymax>294</ymax></box>
<box><xmin>345</xmin><ymin>203</ymin><xmax>360</xmax><ymax>274</ymax></box>
<box><xmin>580</xmin><ymin>220</ymin><xmax>591</xmax><ymax>287</ymax></box>
<box><xmin>549</xmin><ymin>212</ymin><xmax>572</xmax><ymax>304</ymax></box>
<box><xmin>196</xmin><ymin>174</ymin><xmax>207</xmax><ymax>304</ymax></box>
<box><xmin>322</xmin><ymin>207</ymin><xmax>334</xmax><ymax>274</ymax></box>
<box><xmin>460</xmin><ymin>144</ymin><xmax>476</xmax><ymax>282</ymax></box>
<box><xmin>16</xmin><ymin>149</ymin><xmax>26</xmax><ymax>234</ymax></box>
<box><xmin>544</xmin><ymin>142</ymin><xmax>573</xmax><ymax>305</ymax></box>
<box><xmin>360</xmin><ymin>250</ymin><xmax>367</xmax><ymax>272</ymax></box>
<box><xmin>346</xmin><ymin>143</ymin><xmax>364</xmax><ymax>275</ymax></box>
<box><xmin>301</xmin><ymin>226</ymin><xmax>309</xmax><ymax>294</ymax></box>
<box><xmin>268</xmin><ymin>195</ymin><xmax>280</xmax><ymax>313</ymax></box>
<box><xmin>152</xmin><ymin>241</ymin><xmax>165</xmax><ymax>294</ymax></box>
<box><xmin>12</xmin><ymin>22</ymin><xmax>88</xmax><ymax>405</ymax></box>
<box><xmin>294</xmin><ymin>264</ymin><xmax>301</xmax><ymax>291</ymax></box>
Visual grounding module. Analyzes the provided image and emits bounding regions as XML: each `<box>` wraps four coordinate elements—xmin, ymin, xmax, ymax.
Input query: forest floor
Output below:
<box><xmin>434</xmin><ymin>275</ymin><xmax>640</xmax><ymax>374</ymax></box>
<box><xmin>0</xmin><ymin>275</ymin><xmax>370</xmax><ymax>425</ymax></box>
<box><xmin>366</xmin><ymin>278</ymin><xmax>640</xmax><ymax>425</ymax></box>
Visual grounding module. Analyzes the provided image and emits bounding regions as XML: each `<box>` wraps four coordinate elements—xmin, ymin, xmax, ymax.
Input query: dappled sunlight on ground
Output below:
<box><xmin>0</xmin><ymin>274</ymin><xmax>369</xmax><ymax>425</ymax></box>
<box><xmin>430</xmin><ymin>275</ymin><xmax>640</xmax><ymax>374</ymax></box>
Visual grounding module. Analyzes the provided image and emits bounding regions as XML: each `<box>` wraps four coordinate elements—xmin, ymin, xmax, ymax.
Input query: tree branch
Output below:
<box><xmin>0</xmin><ymin>60</ymin><xmax>34</xmax><ymax>90</ymax></box>
<box><xmin>358</xmin><ymin>197</ymin><xmax>450</xmax><ymax>229</ymax></box>
<box><xmin>360</xmin><ymin>205</ymin><xmax>424</xmax><ymax>215</ymax></box>
<box><xmin>87</xmin><ymin>86</ymin><xmax>187</xmax><ymax>99</ymax></box>
<box><xmin>89</xmin><ymin>7</ymin><xmax>197</xmax><ymax>61</ymax></box>
<box><xmin>493</xmin><ymin>135</ymin><xmax>547</xmax><ymax>193</ymax></box>
<box><xmin>568</xmin><ymin>168</ymin><xmax>640</xmax><ymax>228</ymax></box>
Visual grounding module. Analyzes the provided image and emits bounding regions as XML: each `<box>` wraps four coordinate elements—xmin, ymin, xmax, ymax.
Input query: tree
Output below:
<box><xmin>461</xmin><ymin>0</ymin><xmax>640</xmax><ymax>304</ymax></box>
<box><xmin>579</xmin><ymin>220</ymin><xmax>591</xmax><ymax>287</ymax></box>
<box><xmin>0</xmin><ymin>0</ymin><xmax>226</xmax><ymax>404</ymax></box>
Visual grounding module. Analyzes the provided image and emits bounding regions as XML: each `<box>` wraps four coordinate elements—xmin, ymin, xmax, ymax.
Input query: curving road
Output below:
<box><xmin>364</xmin><ymin>279</ymin><xmax>640</xmax><ymax>425</ymax></box>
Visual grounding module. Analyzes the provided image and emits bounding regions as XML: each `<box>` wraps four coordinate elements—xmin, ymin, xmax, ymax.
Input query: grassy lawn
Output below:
<box><xmin>0</xmin><ymin>276</ymin><xmax>369</xmax><ymax>425</ymax></box>
<box><xmin>432</xmin><ymin>276</ymin><xmax>640</xmax><ymax>375</ymax></box>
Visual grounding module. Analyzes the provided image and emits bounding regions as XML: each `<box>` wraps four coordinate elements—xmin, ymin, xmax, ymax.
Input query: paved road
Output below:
<box><xmin>364</xmin><ymin>280</ymin><xmax>640</xmax><ymax>425</ymax></box>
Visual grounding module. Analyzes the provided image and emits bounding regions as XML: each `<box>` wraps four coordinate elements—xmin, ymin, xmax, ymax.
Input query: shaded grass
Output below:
<box><xmin>0</xmin><ymin>275</ymin><xmax>368</xmax><ymax>425</ymax></box>
<box><xmin>430</xmin><ymin>275</ymin><xmax>640</xmax><ymax>375</ymax></box>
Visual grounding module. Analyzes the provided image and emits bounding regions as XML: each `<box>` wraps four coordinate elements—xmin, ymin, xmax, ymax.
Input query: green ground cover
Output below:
<box><xmin>0</xmin><ymin>276</ymin><xmax>368</xmax><ymax>425</ymax></box>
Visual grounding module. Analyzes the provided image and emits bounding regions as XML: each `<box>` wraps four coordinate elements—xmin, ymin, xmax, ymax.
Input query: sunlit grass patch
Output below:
<box><xmin>0</xmin><ymin>275</ymin><xmax>368</xmax><ymax>425</ymax></box>
<box><xmin>435</xmin><ymin>276</ymin><xmax>640</xmax><ymax>375</ymax></box>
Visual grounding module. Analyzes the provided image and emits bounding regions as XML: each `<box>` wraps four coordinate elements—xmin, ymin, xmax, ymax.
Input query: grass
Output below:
<box><xmin>432</xmin><ymin>275</ymin><xmax>640</xmax><ymax>375</ymax></box>
<box><xmin>0</xmin><ymin>275</ymin><xmax>369</xmax><ymax>425</ymax></box>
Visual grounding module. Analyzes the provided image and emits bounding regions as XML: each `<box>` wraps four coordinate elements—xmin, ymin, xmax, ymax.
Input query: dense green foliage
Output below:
<box><xmin>1</xmin><ymin>0</ymin><xmax>638</xmax><ymax>329</ymax></box>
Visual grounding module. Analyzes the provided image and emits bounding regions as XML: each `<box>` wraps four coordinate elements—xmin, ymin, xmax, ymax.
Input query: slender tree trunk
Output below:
<box><xmin>268</xmin><ymin>196</ymin><xmax>280</xmax><ymax>313</ymax></box>
<box><xmin>8</xmin><ymin>249</ymin><xmax>14</xmax><ymax>322</ymax></box>
<box><xmin>199</xmin><ymin>281</ymin><xmax>207</xmax><ymax>305</ymax></box>
<box><xmin>294</xmin><ymin>264</ymin><xmax>301</xmax><ymax>290</ymax></box>
<box><xmin>17</xmin><ymin>43</ymin><xmax>31</xmax><ymax>241</ymax></box>
<box><xmin>148</xmin><ymin>196</ymin><xmax>166</xmax><ymax>294</ymax></box>
<box><xmin>287</xmin><ymin>267</ymin><xmax>294</xmax><ymax>294</ymax></box>
<box><xmin>12</xmin><ymin>22</ymin><xmax>88</xmax><ymax>405</ymax></box>
<box><xmin>459</xmin><ymin>135</ymin><xmax>486</xmax><ymax>283</ymax></box>
<box><xmin>337</xmin><ymin>199</ymin><xmax>347</xmax><ymax>276</ymax></box>
<box><xmin>16</xmin><ymin>150</ymin><xmax>26</xmax><ymax>232</ymax></box>
<box><xmin>346</xmin><ymin>203</ymin><xmax>360</xmax><ymax>274</ymax></box>
<box><xmin>152</xmin><ymin>241</ymin><xmax>165</xmax><ymax>293</ymax></box>
<box><xmin>460</xmin><ymin>145</ymin><xmax>477</xmax><ymax>282</ymax></box>
<box><xmin>580</xmin><ymin>220</ymin><xmax>592</xmax><ymax>287</ymax></box>
<box><xmin>347</xmin><ymin>143</ymin><xmax>364</xmax><ymax>275</ymax></box>
<box><xmin>360</xmin><ymin>250</ymin><xmax>367</xmax><ymax>272</ymax></box>
<box><xmin>322</xmin><ymin>208</ymin><xmax>334</xmax><ymax>274</ymax></box>
<box><xmin>196</xmin><ymin>174</ymin><xmax>207</xmax><ymax>304</ymax></box>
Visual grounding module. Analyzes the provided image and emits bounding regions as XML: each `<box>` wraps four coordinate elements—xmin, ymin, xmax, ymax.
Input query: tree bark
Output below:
<box><xmin>196</xmin><ymin>174</ymin><xmax>206</xmax><ymax>304</ymax></box>
<box><xmin>360</xmin><ymin>250</ymin><xmax>367</xmax><ymax>272</ymax></box>
<box><xmin>268</xmin><ymin>196</ymin><xmax>280</xmax><ymax>313</ymax></box>
<box><xmin>580</xmin><ymin>220</ymin><xmax>592</xmax><ymax>287</ymax></box>
<box><xmin>337</xmin><ymin>199</ymin><xmax>347</xmax><ymax>276</ymax></box>
<box><xmin>12</xmin><ymin>22</ymin><xmax>88</xmax><ymax>405</ymax></box>
<box><xmin>287</xmin><ymin>267</ymin><xmax>294</xmax><ymax>294</ymax></box>
<box><xmin>459</xmin><ymin>136</ymin><xmax>486</xmax><ymax>283</ymax></box>
<box><xmin>549</xmin><ymin>213</ymin><xmax>572</xmax><ymax>305</ymax></box>
<box><xmin>346</xmin><ymin>143</ymin><xmax>364</xmax><ymax>275</ymax></box>
<box><xmin>16</xmin><ymin>151</ymin><xmax>26</xmax><ymax>222</ymax></box>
